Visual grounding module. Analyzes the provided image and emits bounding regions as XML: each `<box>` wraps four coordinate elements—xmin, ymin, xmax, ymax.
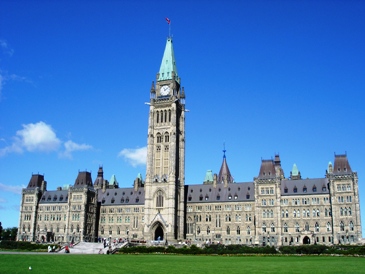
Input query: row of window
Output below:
<box><xmin>260</xmin><ymin>187</ymin><xmax>274</xmax><ymax>195</ymax></box>
<box><xmin>156</xmin><ymin>110</ymin><xmax>172</xmax><ymax>124</ymax></box>
<box><xmin>284</xmin><ymin>185</ymin><xmax>324</xmax><ymax>193</ymax></box>
<box><xmin>38</xmin><ymin>214</ymin><xmax>66</xmax><ymax>222</ymax></box>
<box><xmin>39</xmin><ymin>205</ymin><xmax>66</xmax><ymax>212</ymax></box>
<box><xmin>25</xmin><ymin>196</ymin><xmax>34</xmax><ymax>203</ymax></box>
<box><xmin>337</xmin><ymin>184</ymin><xmax>352</xmax><ymax>192</ymax></box>
<box><xmin>338</xmin><ymin>196</ymin><xmax>352</xmax><ymax>203</ymax></box>
<box><xmin>100</xmin><ymin>207</ymin><xmax>142</xmax><ymax>214</ymax></box>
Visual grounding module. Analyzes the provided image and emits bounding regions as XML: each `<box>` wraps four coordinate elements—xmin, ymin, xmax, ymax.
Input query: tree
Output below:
<box><xmin>0</xmin><ymin>222</ymin><xmax>2</xmax><ymax>239</ymax></box>
<box><xmin>1</xmin><ymin>227</ymin><xmax>18</xmax><ymax>241</ymax></box>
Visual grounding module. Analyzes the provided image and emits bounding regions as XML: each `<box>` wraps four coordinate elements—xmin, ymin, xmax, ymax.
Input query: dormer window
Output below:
<box><xmin>312</xmin><ymin>186</ymin><xmax>317</xmax><ymax>192</ymax></box>
<box><xmin>284</xmin><ymin>187</ymin><xmax>288</xmax><ymax>193</ymax></box>
<box><xmin>303</xmin><ymin>186</ymin><xmax>307</xmax><ymax>193</ymax></box>
<box><xmin>199</xmin><ymin>195</ymin><xmax>203</xmax><ymax>201</ymax></box>
<box><xmin>216</xmin><ymin>195</ymin><xmax>220</xmax><ymax>200</ymax></box>
<box><xmin>136</xmin><ymin>197</ymin><xmax>139</xmax><ymax>203</ymax></box>
<box><xmin>293</xmin><ymin>187</ymin><xmax>297</xmax><ymax>193</ymax></box>
<box><xmin>53</xmin><ymin>195</ymin><xmax>57</xmax><ymax>201</ymax></box>
<box><xmin>102</xmin><ymin>198</ymin><xmax>105</xmax><ymax>204</ymax></box>
<box><xmin>111</xmin><ymin>198</ymin><xmax>115</xmax><ymax>203</ymax></box>
<box><xmin>205</xmin><ymin>195</ymin><xmax>209</xmax><ymax>201</ymax></box>
<box><xmin>121</xmin><ymin>198</ymin><xmax>125</xmax><ymax>203</ymax></box>
<box><xmin>246</xmin><ymin>194</ymin><xmax>250</xmax><ymax>199</ymax></box>
<box><xmin>228</xmin><ymin>194</ymin><xmax>232</xmax><ymax>200</ymax></box>
<box><xmin>234</xmin><ymin>194</ymin><xmax>238</xmax><ymax>200</ymax></box>
<box><xmin>126</xmin><ymin>197</ymin><xmax>129</xmax><ymax>203</ymax></box>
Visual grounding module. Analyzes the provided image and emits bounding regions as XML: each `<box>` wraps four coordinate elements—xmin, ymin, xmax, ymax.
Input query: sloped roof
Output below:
<box><xmin>158</xmin><ymin>37</ymin><xmax>179</xmax><ymax>83</ymax></box>
<box><xmin>27</xmin><ymin>174</ymin><xmax>44</xmax><ymax>189</ymax></box>
<box><xmin>74</xmin><ymin>171</ymin><xmax>93</xmax><ymax>187</ymax></box>
<box><xmin>97</xmin><ymin>188</ymin><xmax>145</xmax><ymax>206</ymax></box>
<box><xmin>281</xmin><ymin>178</ymin><xmax>329</xmax><ymax>196</ymax></box>
<box><xmin>186</xmin><ymin>182</ymin><xmax>255</xmax><ymax>203</ymax></box>
<box><xmin>333</xmin><ymin>154</ymin><xmax>352</xmax><ymax>175</ymax></box>
<box><xmin>257</xmin><ymin>160</ymin><xmax>276</xmax><ymax>179</ymax></box>
<box><xmin>218</xmin><ymin>151</ymin><xmax>234</xmax><ymax>184</ymax></box>
<box><xmin>39</xmin><ymin>190</ymin><xmax>69</xmax><ymax>204</ymax></box>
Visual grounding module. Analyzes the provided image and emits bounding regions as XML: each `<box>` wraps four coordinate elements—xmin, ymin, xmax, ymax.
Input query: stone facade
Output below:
<box><xmin>17</xmin><ymin>37</ymin><xmax>361</xmax><ymax>246</ymax></box>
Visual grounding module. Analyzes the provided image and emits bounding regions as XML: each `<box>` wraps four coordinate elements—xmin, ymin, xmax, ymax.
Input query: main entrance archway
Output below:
<box><xmin>303</xmin><ymin>236</ymin><xmax>310</xmax><ymax>244</ymax></box>
<box><xmin>154</xmin><ymin>225</ymin><xmax>164</xmax><ymax>241</ymax></box>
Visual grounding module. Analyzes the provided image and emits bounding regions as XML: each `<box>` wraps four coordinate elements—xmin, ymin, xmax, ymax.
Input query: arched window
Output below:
<box><xmin>164</xmin><ymin>133</ymin><xmax>169</xmax><ymax>142</ymax></box>
<box><xmin>349</xmin><ymin>207</ymin><xmax>352</xmax><ymax>215</ymax></box>
<box><xmin>349</xmin><ymin>221</ymin><xmax>354</xmax><ymax>231</ymax></box>
<box><xmin>160</xmin><ymin>111</ymin><xmax>163</xmax><ymax>123</ymax></box>
<box><xmin>314</xmin><ymin>222</ymin><xmax>319</xmax><ymax>232</ymax></box>
<box><xmin>187</xmin><ymin>218</ymin><xmax>193</xmax><ymax>234</ymax></box>
<box><xmin>262</xmin><ymin>223</ymin><xmax>266</xmax><ymax>233</ymax></box>
<box><xmin>326</xmin><ymin>222</ymin><xmax>331</xmax><ymax>232</ymax></box>
<box><xmin>227</xmin><ymin>226</ymin><xmax>230</xmax><ymax>235</ymax></box>
<box><xmin>340</xmin><ymin>221</ymin><xmax>345</xmax><ymax>231</ymax></box>
<box><xmin>156</xmin><ymin>190</ymin><xmax>164</xmax><ymax>207</ymax></box>
<box><xmin>156</xmin><ymin>133</ymin><xmax>162</xmax><ymax>143</ymax></box>
<box><xmin>168</xmin><ymin>109</ymin><xmax>171</xmax><ymax>122</ymax></box>
<box><xmin>164</xmin><ymin>110</ymin><xmax>167</xmax><ymax>123</ymax></box>
<box><xmin>270</xmin><ymin>223</ymin><xmax>275</xmax><ymax>232</ymax></box>
<box><xmin>237</xmin><ymin>226</ymin><xmax>240</xmax><ymax>235</ymax></box>
<box><xmin>156</xmin><ymin>111</ymin><xmax>159</xmax><ymax>123</ymax></box>
<box><xmin>340</xmin><ymin>207</ymin><xmax>343</xmax><ymax>216</ymax></box>
<box><xmin>283</xmin><ymin>223</ymin><xmax>288</xmax><ymax>233</ymax></box>
<box><xmin>344</xmin><ymin>207</ymin><xmax>348</xmax><ymax>216</ymax></box>
<box><xmin>295</xmin><ymin>223</ymin><xmax>300</xmax><ymax>232</ymax></box>
<box><xmin>207</xmin><ymin>227</ymin><xmax>210</xmax><ymax>235</ymax></box>
<box><xmin>247</xmin><ymin>226</ymin><xmax>251</xmax><ymax>235</ymax></box>
<box><xmin>305</xmin><ymin>222</ymin><xmax>309</xmax><ymax>231</ymax></box>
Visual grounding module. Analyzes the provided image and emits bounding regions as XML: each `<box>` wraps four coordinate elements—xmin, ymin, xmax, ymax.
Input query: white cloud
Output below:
<box><xmin>0</xmin><ymin>122</ymin><xmax>92</xmax><ymax>159</ymax></box>
<box><xmin>60</xmin><ymin>140</ymin><xmax>93</xmax><ymax>159</ymax></box>
<box><xmin>0</xmin><ymin>183</ymin><xmax>24</xmax><ymax>195</ymax></box>
<box><xmin>118</xmin><ymin>147</ymin><xmax>147</xmax><ymax>167</ymax></box>
<box><xmin>0</xmin><ymin>197</ymin><xmax>7</xmax><ymax>203</ymax></box>
<box><xmin>0</xmin><ymin>39</ymin><xmax>14</xmax><ymax>56</ymax></box>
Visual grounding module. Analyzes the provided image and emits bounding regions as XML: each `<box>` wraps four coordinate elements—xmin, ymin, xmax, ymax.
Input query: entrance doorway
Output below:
<box><xmin>154</xmin><ymin>225</ymin><xmax>164</xmax><ymax>241</ymax></box>
<box><xmin>303</xmin><ymin>236</ymin><xmax>310</xmax><ymax>244</ymax></box>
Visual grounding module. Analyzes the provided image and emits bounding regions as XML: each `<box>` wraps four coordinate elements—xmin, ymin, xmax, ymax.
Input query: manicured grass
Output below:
<box><xmin>0</xmin><ymin>254</ymin><xmax>364</xmax><ymax>274</ymax></box>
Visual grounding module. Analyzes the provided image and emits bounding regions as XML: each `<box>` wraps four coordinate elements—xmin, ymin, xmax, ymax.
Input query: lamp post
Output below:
<box><xmin>126</xmin><ymin>229</ymin><xmax>129</xmax><ymax>243</ymax></box>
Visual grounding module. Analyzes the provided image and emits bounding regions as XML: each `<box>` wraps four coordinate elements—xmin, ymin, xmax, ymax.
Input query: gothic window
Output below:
<box><xmin>156</xmin><ymin>111</ymin><xmax>159</xmax><ymax>123</ymax></box>
<box><xmin>285</xmin><ymin>210</ymin><xmax>288</xmax><ymax>218</ymax></box>
<box><xmin>157</xmin><ymin>133</ymin><xmax>162</xmax><ymax>143</ymax></box>
<box><xmin>164</xmin><ymin>110</ymin><xmax>167</xmax><ymax>123</ymax></box>
<box><xmin>168</xmin><ymin>109</ymin><xmax>171</xmax><ymax>122</ymax></box>
<box><xmin>325</xmin><ymin>208</ymin><xmax>328</xmax><ymax>217</ymax></box>
<box><xmin>295</xmin><ymin>223</ymin><xmax>300</xmax><ymax>232</ymax></box>
<box><xmin>326</xmin><ymin>222</ymin><xmax>331</xmax><ymax>232</ymax></box>
<box><xmin>262</xmin><ymin>223</ymin><xmax>267</xmax><ymax>233</ymax></box>
<box><xmin>315</xmin><ymin>222</ymin><xmax>319</xmax><ymax>232</ymax></box>
<box><xmin>247</xmin><ymin>226</ymin><xmax>251</xmax><ymax>235</ymax></box>
<box><xmin>340</xmin><ymin>221</ymin><xmax>345</xmax><ymax>231</ymax></box>
<box><xmin>283</xmin><ymin>223</ymin><xmax>288</xmax><ymax>233</ymax></box>
<box><xmin>349</xmin><ymin>221</ymin><xmax>354</xmax><ymax>231</ymax></box>
<box><xmin>207</xmin><ymin>227</ymin><xmax>210</xmax><ymax>235</ymax></box>
<box><xmin>340</xmin><ymin>207</ymin><xmax>343</xmax><ymax>216</ymax></box>
<box><xmin>164</xmin><ymin>133</ymin><xmax>169</xmax><ymax>142</ymax></box>
<box><xmin>237</xmin><ymin>226</ymin><xmax>240</xmax><ymax>235</ymax></box>
<box><xmin>160</xmin><ymin>111</ymin><xmax>164</xmax><ymax>123</ymax></box>
<box><xmin>271</xmin><ymin>223</ymin><xmax>275</xmax><ymax>232</ymax></box>
<box><xmin>197</xmin><ymin>227</ymin><xmax>201</xmax><ymax>235</ymax></box>
<box><xmin>281</xmin><ymin>210</ymin><xmax>284</xmax><ymax>218</ymax></box>
<box><xmin>349</xmin><ymin>207</ymin><xmax>352</xmax><ymax>215</ymax></box>
<box><xmin>156</xmin><ymin>190</ymin><xmax>164</xmax><ymax>208</ymax></box>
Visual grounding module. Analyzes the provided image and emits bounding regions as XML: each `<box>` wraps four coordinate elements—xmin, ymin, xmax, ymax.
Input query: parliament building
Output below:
<box><xmin>18</xmin><ymin>37</ymin><xmax>362</xmax><ymax>246</ymax></box>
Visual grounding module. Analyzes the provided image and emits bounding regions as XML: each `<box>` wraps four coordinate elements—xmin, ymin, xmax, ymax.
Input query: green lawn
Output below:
<box><xmin>0</xmin><ymin>254</ymin><xmax>364</xmax><ymax>274</ymax></box>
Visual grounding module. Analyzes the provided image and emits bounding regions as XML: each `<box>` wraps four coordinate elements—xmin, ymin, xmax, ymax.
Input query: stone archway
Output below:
<box><xmin>303</xmin><ymin>236</ymin><xmax>310</xmax><ymax>244</ymax></box>
<box><xmin>154</xmin><ymin>225</ymin><xmax>164</xmax><ymax>241</ymax></box>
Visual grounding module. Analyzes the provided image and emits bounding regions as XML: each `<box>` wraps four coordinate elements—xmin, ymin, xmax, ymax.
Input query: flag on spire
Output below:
<box><xmin>165</xmin><ymin>17</ymin><xmax>171</xmax><ymax>24</ymax></box>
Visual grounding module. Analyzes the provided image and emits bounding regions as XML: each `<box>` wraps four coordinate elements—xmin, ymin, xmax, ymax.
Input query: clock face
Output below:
<box><xmin>160</xmin><ymin>85</ymin><xmax>170</xmax><ymax>96</ymax></box>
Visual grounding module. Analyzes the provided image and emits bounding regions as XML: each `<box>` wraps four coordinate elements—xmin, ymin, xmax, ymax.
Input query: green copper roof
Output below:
<box><xmin>291</xmin><ymin>164</ymin><xmax>299</xmax><ymax>176</ymax></box>
<box><xmin>204</xmin><ymin>170</ymin><xmax>214</xmax><ymax>182</ymax></box>
<box><xmin>109</xmin><ymin>174</ymin><xmax>118</xmax><ymax>186</ymax></box>
<box><xmin>158</xmin><ymin>37</ymin><xmax>179</xmax><ymax>83</ymax></box>
<box><xmin>137</xmin><ymin>173</ymin><xmax>143</xmax><ymax>181</ymax></box>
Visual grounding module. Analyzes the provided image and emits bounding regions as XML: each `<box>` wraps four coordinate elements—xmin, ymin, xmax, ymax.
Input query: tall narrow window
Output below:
<box><xmin>156</xmin><ymin>111</ymin><xmax>159</xmax><ymax>123</ymax></box>
<box><xmin>156</xmin><ymin>190</ymin><xmax>164</xmax><ymax>208</ymax></box>
<box><xmin>168</xmin><ymin>109</ymin><xmax>171</xmax><ymax>122</ymax></box>
<box><xmin>164</xmin><ymin>110</ymin><xmax>167</xmax><ymax>123</ymax></box>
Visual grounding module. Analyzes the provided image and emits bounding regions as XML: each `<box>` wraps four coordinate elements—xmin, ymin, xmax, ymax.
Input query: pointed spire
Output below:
<box><xmin>158</xmin><ymin>37</ymin><xmax>179</xmax><ymax>83</ymax></box>
<box><xmin>218</xmin><ymin>148</ymin><xmax>234</xmax><ymax>184</ymax></box>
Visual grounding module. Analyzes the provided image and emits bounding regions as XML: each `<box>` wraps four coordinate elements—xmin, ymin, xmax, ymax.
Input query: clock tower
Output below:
<box><xmin>144</xmin><ymin>37</ymin><xmax>186</xmax><ymax>242</ymax></box>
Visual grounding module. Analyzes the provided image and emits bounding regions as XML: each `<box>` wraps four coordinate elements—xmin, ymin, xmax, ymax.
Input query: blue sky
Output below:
<box><xmin>0</xmin><ymin>0</ymin><xmax>364</xmax><ymax>233</ymax></box>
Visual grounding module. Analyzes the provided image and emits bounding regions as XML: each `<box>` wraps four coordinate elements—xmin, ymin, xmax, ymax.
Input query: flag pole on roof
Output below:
<box><xmin>165</xmin><ymin>17</ymin><xmax>171</xmax><ymax>37</ymax></box>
